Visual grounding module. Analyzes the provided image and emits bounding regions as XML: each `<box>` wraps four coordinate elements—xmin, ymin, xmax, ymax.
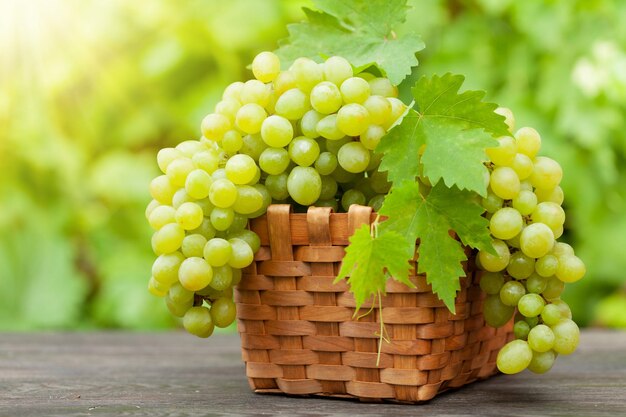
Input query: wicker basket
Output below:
<box><xmin>236</xmin><ymin>204</ymin><xmax>514</xmax><ymax>403</ymax></box>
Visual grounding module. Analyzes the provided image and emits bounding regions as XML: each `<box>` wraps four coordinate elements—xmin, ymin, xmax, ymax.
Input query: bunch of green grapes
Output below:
<box><xmin>477</xmin><ymin>108</ymin><xmax>586</xmax><ymax>374</ymax></box>
<box><xmin>145</xmin><ymin>51</ymin><xmax>403</xmax><ymax>337</ymax></box>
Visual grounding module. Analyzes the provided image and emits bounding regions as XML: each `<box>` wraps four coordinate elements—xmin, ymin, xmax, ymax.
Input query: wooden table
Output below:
<box><xmin>1</xmin><ymin>329</ymin><xmax>624</xmax><ymax>416</ymax></box>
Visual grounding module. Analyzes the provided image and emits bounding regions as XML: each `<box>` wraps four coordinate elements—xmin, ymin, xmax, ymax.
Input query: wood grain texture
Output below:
<box><xmin>0</xmin><ymin>330</ymin><xmax>625</xmax><ymax>417</ymax></box>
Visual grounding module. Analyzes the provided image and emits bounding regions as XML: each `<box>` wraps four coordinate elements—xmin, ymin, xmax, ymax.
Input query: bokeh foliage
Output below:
<box><xmin>1</xmin><ymin>0</ymin><xmax>624</xmax><ymax>330</ymax></box>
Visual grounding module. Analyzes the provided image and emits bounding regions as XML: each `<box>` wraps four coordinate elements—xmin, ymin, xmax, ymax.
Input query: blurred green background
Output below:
<box><xmin>1</xmin><ymin>0</ymin><xmax>625</xmax><ymax>331</ymax></box>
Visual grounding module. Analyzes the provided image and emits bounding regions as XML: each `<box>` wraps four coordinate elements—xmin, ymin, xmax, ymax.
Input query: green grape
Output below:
<box><xmin>232</xmin><ymin>185</ymin><xmax>263</xmax><ymax>214</ymax></box>
<box><xmin>231</xmin><ymin>267</ymin><xmax>243</xmax><ymax>286</ymax></box>
<box><xmin>384</xmin><ymin>97</ymin><xmax>407</xmax><ymax>129</ymax></box>
<box><xmin>194</xmin><ymin>198</ymin><xmax>214</xmax><ymax>217</ymax></box>
<box><xmin>152</xmin><ymin>251</ymin><xmax>185</xmax><ymax>286</ymax></box>
<box><xmin>479</xmin><ymin>272</ymin><xmax>505</xmax><ymax>295</ymax></box>
<box><xmin>555</xmin><ymin>255</ymin><xmax>586</xmax><ymax>283</ymax></box>
<box><xmin>319</xmin><ymin>175</ymin><xmax>338</xmax><ymax>200</ymax></box>
<box><xmin>192</xmin><ymin>150</ymin><xmax>219</xmax><ymax>174</ymax></box>
<box><xmin>310</xmin><ymin>81</ymin><xmax>343</xmax><ymax>114</ymax></box>
<box><xmin>317</xmin><ymin>114</ymin><xmax>345</xmax><ymax>140</ymax></box>
<box><xmin>530</xmin><ymin>156</ymin><xmax>563</xmax><ymax>190</ymax></box>
<box><xmin>259</xmin><ymin>147</ymin><xmax>290</xmax><ymax>175</ymax></box>
<box><xmin>222</xmin><ymin>81</ymin><xmax>244</xmax><ymax>102</ymax></box>
<box><xmin>177</xmin><ymin>140</ymin><xmax>207</xmax><ymax>158</ymax></box>
<box><xmin>336</xmin><ymin>103</ymin><xmax>370</xmax><ymax>136</ymax></box>
<box><xmin>513</xmin><ymin>320</ymin><xmax>530</xmax><ymax>340</ymax></box>
<box><xmin>551</xmin><ymin>242</ymin><xmax>574</xmax><ymax>258</ymax></box>
<box><xmin>274</xmin><ymin>88</ymin><xmax>310</xmax><ymax>120</ymax></box>
<box><xmin>181</xmin><ymin>234</ymin><xmax>208</xmax><ymax>258</ymax></box>
<box><xmin>228</xmin><ymin>238</ymin><xmax>254</xmax><ymax>269</ymax></box>
<box><xmin>201</xmin><ymin>113</ymin><xmax>231</xmax><ymax>142</ymax></box>
<box><xmin>512</xmin><ymin>190</ymin><xmax>537</xmax><ymax>216</ymax></box>
<box><xmin>179</xmin><ymin>257</ymin><xmax>213</xmax><ymax>292</ymax></box>
<box><xmin>518</xmin><ymin>293</ymin><xmax>545</xmax><ymax>317</ymax></box>
<box><xmin>340</xmin><ymin>77</ymin><xmax>370</xmax><ymax>104</ymax></box>
<box><xmin>478</xmin><ymin>239</ymin><xmax>510</xmax><ymax>272</ymax></box>
<box><xmin>228</xmin><ymin>230</ymin><xmax>261</xmax><ymax>254</ymax></box>
<box><xmin>175</xmin><ymin>202</ymin><xmax>204</xmax><ymax>230</ymax></box>
<box><xmin>210</xmin><ymin>297</ymin><xmax>237</xmax><ymax>328</ymax></box>
<box><xmin>524</xmin><ymin>315</ymin><xmax>540</xmax><ymax>328</ymax></box>
<box><xmin>481</xmin><ymin>192</ymin><xmax>504</xmax><ymax>214</ymax></box>
<box><xmin>369</xmin><ymin>170</ymin><xmax>391</xmax><ymax>194</ymax></box>
<box><xmin>150</xmin><ymin>175</ymin><xmax>177</xmax><ymax>204</ymax></box>
<box><xmin>490</xmin><ymin>167</ymin><xmax>520</xmax><ymax>200</ymax></box>
<box><xmin>368</xmin><ymin>77</ymin><xmax>397</xmax><ymax>97</ymax></box>
<box><xmin>185</xmin><ymin>169</ymin><xmax>213</xmax><ymax>199</ymax></box>
<box><xmin>291</xmin><ymin>57</ymin><xmax>323</xmax><ymax>93</ymax></box>
<box><xmin>360</xmin><ymin>125</ymin><xmax>386</xmax><ymax>150</ymax></box>
<box><xmin>300</xmin><ymin>110</ymin><xmax>323</xmax><ymax>138</ymax></box>
<box><xmin>532</xmin><ymin>202</ymin><xmax>565</xmax><ymax>231</ymax></box>
<box><xmin>235</xmin><ymin>103</ymin><xmax>267</xmax><ymax>134</ymax></box>
<box><xmin>483</xmin><ymin>294</ymin><xmax>515</xmax><ymax>327</ymax></box>
<box><xmin>337</xmin><ymin>142</ymin><xmax>370</xmax><ymax>173</ymax></box>
<box><xmin>526</xmin><ymin>273</ymin><xmax>547</xmax><ymax>294</ymax></box>
<box><xmin>527</xmin><ymin>324</ymin><xmax>555</xmax><ymax>352</ymax></box>
<box><xmin>148</xmin><ymin>205</ymin><xmax>176</xmax><ymax>230</ymax></box>
<box><xmin>325</xmin><ymin>136</ymin><xmax>351</xmax><ymax>154</ymax></box>
<box><xmin>210</xmin><ymin>207</ymin><xmax>235</xmax><ymax>231</ymax></box>
<box><xmin>226</xmin><ymin>213</ymin><xmax>247</xmax><ymax>234</ymax></box>
<box><xmin>552</xmin><ymin>299</ymin><xmax>572</xmax><ymax>319</ymax></box>
<box><xmin>511</xmin><ymin>153</ymin><xmax>534</xmax><ymax>180</ymax></box>
<box><xmin>183</xmin><ymin>306</ymin><xmax>215</xmax><ymax>338</ymax></box>
<box><xmin>500</xmin><ymin>281</ymin><xmax>526</xmax><ymax>306</ymax></box>
<box><xmin>265</xmin><ymin>173</ymin><xmax>289</xmax><ymax>200</ymax></box>
<box><xmin>157</xmin><ymin>148</ymin><xmax>182</xmax><ymax>174</ymax></box>
<box><xmin>273</xmin><ymin>70</ymin><xmax>297</xmax><ymax>95</ymax></box>
<box><xmin>145</xmin><ymin>199</ymin><xmax>161</xmax><ymax>220</ymax></box>
<box><xmin>225</xmin><ymin>154</ymin><xmax>258</xmax><ymax>185</ymax></box>
<box><xmin>341</xmin><ymin>189</ymin><xmax>366</xmax><ymax>211</ymax></box>
<box><xmin>535</xmin><ymin>254</ymin><xmax>558</xmax><ymax>277</ymax></box>
<box><xmin>153</xmin><ymin>223</ymin><xmax>185</xmax><ymax>254</ymax></box>
<box><xmin>167</xmin><ymin>158</ymin><xmax>196</xmax><ymax>188</ymax></box>
<box><xmin>515</xmin><ymin>127</ymin><xmax>542</xmax><ymax>158</ymax></box>
<box><xmin>215</xmin><ymin>100</ymin><xmax>241</xmax><ymax>123</ymax></box>
<box><xmin>315</xmin><ymin>152</ymin><xmax>338</xmax><ymax>175</ymax></box>
<box><xmin>368</xmin><ymin>194</ymin><xmax>385</xmax><ymax>211</ymax></box>
<box><xmin>506</xmin><ymin>251</ymin><xmax>535</xmax><ymax>280</ymax></box>
<box><xmin>221</xmin><ymin>130</ymin><xmax>243</xmax><ymax>154</ymax></box>
<box><xmin>535</xmin><ymin>186</ymin><xmax>564</xmax><ymax>205</ymax></box>
<box><xmin>287</xmin><ymin>166</ymin><xmax>322</xmax><ymax>205</ymax></box>
<box><xmin>165</xmin><ymin>294</ymin><xmax>193</xmax><ymax>318</ymax></box>
<box><xmin>190</xmin><ymin>218</ymin><xmax>216</xmax><ymax>240</ymax></box>
<box><xmin>315</xmin><ymin>198</ymin><xmax>339</xmax><ymax>211</ymax></box>
<box><xmin>323</xmin><ymin>56</ymin><xmax>353</xmax><ymax>86</ymax></box>
<box><xmin>168</xmin><ymin>282</ymin><xmax>194</xmax><ymax>305</ymax></box>
<box><xmin>240</xmin><ymin>79</ymin><xmax>270</xmax><ymax>107</ymax></box>
<box><xmin>496</xmin><ymin>340</ymin><xmax>532</xmax><ymax>374</ymax></box>
<box><xmin>260</xmin><ymin>115</ymin><xmax>294</xmax><ymax>148</ymax></box>
<box><xmin>519</xmin><ymin>180</ymin><xmax>533</xmax><ymax>191</ymax></box>
<box><xmin>289</xmin><ymin>136</ymin><xmax>320</xmax><ymax>167</ymax></box>
<box><xmin>541</xmin><ymin>303</ymin><xmax>566</xmax><ymax>326</ymax></box>
<box><xmin>551</xmin><ymin>319</ymin><xmax>579</xmax><ymax>355</ymax></box>
<box><xmin>527</xmin><ymin>350</ymin><xmax>556</xmax><ymax>374</ymax></box>
<box><xmin>486</xmin><ymin>136</ymin><xmax>516</xmax><ymax>166</ymax></box>
<box><xmin>209</xmin><ymin>179</ymin><xmax>238</xmax><ymax>208</ymax></box>
<box><xmin>240</xmin><ymin>134</ymin><xmax>267</xmax><ymax>161</ymax></box>
<box><xmin>520</xmin><ymin>222</ymin><xmax>555</xmax><ymax>259</ymax></box>
<box><xmin>507</xmin><ymin>232</ymin><xmax>522</xmax><ymax>249</ymax></box>
<box><xmin>252</xmin><ymin>51</ymin><xmax>280</xmax><ymax>83</ymax></box>
<box><xmin>490</xmin><ymin>207</ymin><xmax>524</xmax><ymax>240</ymax></box>
<box><xmin>363</xmin><ymin>96</ymin><xmax>392</xmax><ymax>126</ymax></box>
<box><xmin>542</xmin><ymin>277</ymin><xmax>565</xmax><ymax>300</ymax></box>
<box><xmin>209</xmin><ymin>265</ymin><xmax>233</xmax><ymax>291</ymax></box>
<box><xmin>172</xmin><ymin>189</ymin><xmax>193</xmax><ymax>210</ymax></box>
<box><xmin>495</xmin><ymin>107</ymin><xmax>515</xmax><ymax>132</ymax></box>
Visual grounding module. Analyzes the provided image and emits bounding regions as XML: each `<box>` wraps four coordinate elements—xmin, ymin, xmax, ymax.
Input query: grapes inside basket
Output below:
<box><xmin>145</xmin><ymin>0</ymin><xmax>585</xmax><ymax>390</ymax></box>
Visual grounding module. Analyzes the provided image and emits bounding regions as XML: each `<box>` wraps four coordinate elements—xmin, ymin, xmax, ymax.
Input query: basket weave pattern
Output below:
<box><xmin>236</xmin><ymin>204</ymin><xmax>513</xmax><ymax>403</ymax></box>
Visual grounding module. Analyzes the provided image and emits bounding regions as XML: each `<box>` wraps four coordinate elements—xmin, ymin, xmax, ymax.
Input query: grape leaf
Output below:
<box><xmin>335</xmin><ymin>224</ymin><xmax>414</xmax><ymax>311</ymax></box>
<box><xmin>378</xmin><ymin>181</ymin><xmax>493</xmax><ymax>311</ymax></box>
<box><xmin>276</xmin><ymin>0</ymin><xmax>424</xmax><ymax>84</ymax></box>
<box><xmin>378</xmin><ymin>73</ymin><xmax>509</xmax><ymax>196</ymax></box>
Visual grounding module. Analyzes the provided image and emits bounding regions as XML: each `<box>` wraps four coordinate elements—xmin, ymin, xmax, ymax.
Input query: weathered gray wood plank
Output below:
<box><xmin>0</xmin><ymin>330</ymin><xmax>625</xmax><ymax>416</ymax></box>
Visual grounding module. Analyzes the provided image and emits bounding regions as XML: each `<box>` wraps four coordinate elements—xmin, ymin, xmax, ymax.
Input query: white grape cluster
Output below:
<box><xmin>478</xmin><ymin>108</ymin><xmax>586</xmax><ymax>375</ymax></box>
<box><xmin>145</xmin><ymin>51</ymin><xmax>403</xmax><ymax>338</ymax></box>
